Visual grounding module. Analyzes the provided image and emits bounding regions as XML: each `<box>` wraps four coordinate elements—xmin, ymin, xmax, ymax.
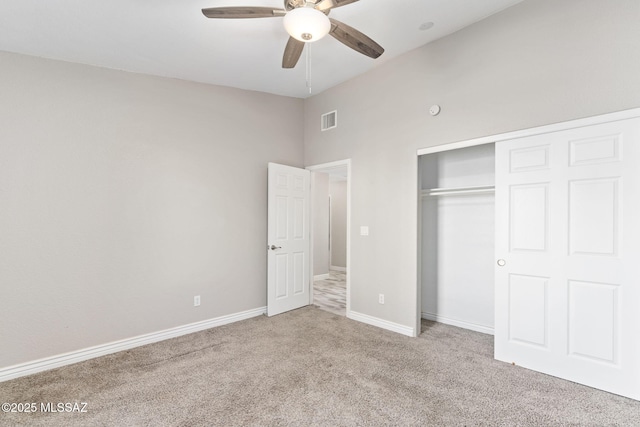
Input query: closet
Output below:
<box><xmin>419</xmin><ymin>143</ymin><xmax>495</xmax><ymax>335</ymax></box>
<box><xmin>417</xmin><ymin>110</ymin><xmax>640</xmax><ymax>401</ymax></box>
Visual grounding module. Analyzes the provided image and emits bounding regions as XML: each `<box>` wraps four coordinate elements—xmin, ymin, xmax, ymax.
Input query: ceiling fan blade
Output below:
<box><xmin>202</xmin><ymin>7</ymin><xmax>285</xmax><ymax>19</ymax></box>
<box><xmin>282</xmin><ymin>37</ymin><xmax>305</xmax><ymax>68</ymax></box>
<box><xmin>328</xmin><ymin>18</ymin><xmax>384</xmax><ymax>59</ymax></box>
<box><xmin>315</xmin><ymin>0</ymin><xmax>359</xmax><ymax>11</ymax></box>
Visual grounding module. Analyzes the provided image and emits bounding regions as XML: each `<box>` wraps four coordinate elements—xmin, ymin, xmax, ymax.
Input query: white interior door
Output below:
<box><xmin>267</xmin><ymin>163</ymin><xmax>310</xmax><ymax>316</ymax></box>
<box><xmin>495</xmin><ymin>117</ymin><xmax>640</xmax><ymax>400</ymax></box>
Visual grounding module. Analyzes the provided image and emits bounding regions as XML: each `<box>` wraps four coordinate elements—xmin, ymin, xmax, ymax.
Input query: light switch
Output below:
<box><xmin>360</xmin><ymin>226</ymin><xmax>369</xmax><ymax>236</ymax></box>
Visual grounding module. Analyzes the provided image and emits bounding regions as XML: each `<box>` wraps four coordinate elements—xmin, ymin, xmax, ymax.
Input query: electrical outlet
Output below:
<box><xmin>378</xmin><ymin>294</ymin><xmax>384</xmax><ymax>304</ymax></box>
<box><xmin>194</xmin><ymin>295</ymin><xmax>201</xmax><ymax>307</ymax></box>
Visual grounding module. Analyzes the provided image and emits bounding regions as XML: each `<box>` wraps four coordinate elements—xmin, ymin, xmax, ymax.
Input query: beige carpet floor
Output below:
<box><xmin>1</xmin><ymin>306</ymin><xmax>639</xmax><ymax>426</ymax></box>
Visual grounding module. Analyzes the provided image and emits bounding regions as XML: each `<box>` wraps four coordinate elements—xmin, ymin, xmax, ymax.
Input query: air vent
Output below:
<box><xmin>321</xmin><ymin>110</ymin><xmax>337</xmax><ymax>131</ymax></box>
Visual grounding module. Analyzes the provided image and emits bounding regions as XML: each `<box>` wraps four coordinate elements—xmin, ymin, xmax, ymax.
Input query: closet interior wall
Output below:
<box><xmin>420</xmin><ymin>143</ymin><xmax>496</xmax><ymax>334</ymax></box>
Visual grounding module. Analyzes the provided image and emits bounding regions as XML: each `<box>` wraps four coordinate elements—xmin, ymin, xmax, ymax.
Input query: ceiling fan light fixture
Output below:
<box><xmin>283</xmin><ymin>7</ymin><xmax>331</xmax><ymax>42</ymax></box>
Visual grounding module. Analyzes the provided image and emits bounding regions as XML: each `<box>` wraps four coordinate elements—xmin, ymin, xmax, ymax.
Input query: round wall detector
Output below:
<box><xmin>419</xmin><ymin>22</ymin><xmax>435</xmax><ymax>31</ymax></box>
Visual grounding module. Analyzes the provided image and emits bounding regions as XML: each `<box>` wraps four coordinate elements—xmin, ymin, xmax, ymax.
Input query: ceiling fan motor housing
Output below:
<box><xmin>285</xmin><ymin>0</ymin><xmax>315</xmax><ymax>11</ymax></box>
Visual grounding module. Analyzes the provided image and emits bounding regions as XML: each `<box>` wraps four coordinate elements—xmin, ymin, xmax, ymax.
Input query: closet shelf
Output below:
<box><xmin>421</xmin><ymin>185</ymin><xmax>495</xmax><ymax>197</ymax></box>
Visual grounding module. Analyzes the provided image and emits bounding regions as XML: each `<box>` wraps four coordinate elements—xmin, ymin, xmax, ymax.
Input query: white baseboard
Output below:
<box><xmin>314</xmin><ymin>273</ymin><xmax>330</xmax><ymax>280</ymax></box>
<box><xmin>330</xmin><ymin>266</ymin><xmax>346</xmax><ymax>272</ymax></box>
<box><xmin>421</xmin><ymin>312</ymin><xmax>494</xmax><ymax>335</ymax></box>
<box><xmin>348</xmin><ymin>310</ymin><xmax>415</xmax><ymax>337</ymax></box>
<box><xmin>0</xmin><ymin>306</ymin><xmax>266</xmax><ymax>383</ymax></box>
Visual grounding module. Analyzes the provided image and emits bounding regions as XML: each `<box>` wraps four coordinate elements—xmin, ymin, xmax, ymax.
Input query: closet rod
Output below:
<box><xmin>421</xmin><ymin>185</ymin><xmax>495</xmax><ymax>197</ymax></box>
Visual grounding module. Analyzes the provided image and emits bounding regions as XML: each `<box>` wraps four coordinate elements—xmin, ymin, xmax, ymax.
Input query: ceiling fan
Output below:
<box><xmin>202</xmin><ymin>0</ymin><xmax>384</xmax><ymax>68</ymax></box>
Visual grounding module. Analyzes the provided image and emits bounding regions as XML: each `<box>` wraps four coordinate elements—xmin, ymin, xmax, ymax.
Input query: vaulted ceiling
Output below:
<box><xmin>0</xmin><ymin>0</ymin><xmax>523</xmax><ymax>98</ymax></box>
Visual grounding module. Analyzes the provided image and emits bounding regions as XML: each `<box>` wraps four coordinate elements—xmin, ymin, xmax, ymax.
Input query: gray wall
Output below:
<box><xmin>303</xmin><ymin>0</ymin><xmax>640</xmax><ymax>332</ymax></box>
<box><xmin>329</xmin><ymin>180</ymin><xmax>347</xmax><ymax>269</ymax></box>
<box><xmin>312</xmin><ymin>172</ymin><xmax>330</xmax><ymax>276</ymax></box>
<box><xmin>0</xmin><ymin>51</ymin><xmax>304</xmax><ymax>368</ymax></box>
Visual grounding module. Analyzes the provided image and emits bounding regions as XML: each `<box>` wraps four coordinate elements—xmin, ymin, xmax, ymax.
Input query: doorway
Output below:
<box><xmin>307</xmin><ymin>160</ymin><xmax>351</xmax><ymax>317</ymax></box>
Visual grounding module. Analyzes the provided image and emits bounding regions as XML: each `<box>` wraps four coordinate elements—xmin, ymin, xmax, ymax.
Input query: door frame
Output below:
<box><xmin>415</xmin><ymin>107</ymin><xmax>640</xmax><ymax>335</ymax></box>
<box><xmin>306</xmin><ymin>159</ymin><xmax>351</xmax><ymax>315</ymax></box>
<box><xmin>328</xmin><ymin>194</ymin><xmax>332</xmax><ymax>271</ymax></box>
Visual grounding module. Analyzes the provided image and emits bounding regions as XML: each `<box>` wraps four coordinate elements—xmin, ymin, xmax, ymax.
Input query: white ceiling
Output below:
<box><xmin>0</xmin><ymin>0</ymin><xmax>522</xmax><ymax>99</ymax></box>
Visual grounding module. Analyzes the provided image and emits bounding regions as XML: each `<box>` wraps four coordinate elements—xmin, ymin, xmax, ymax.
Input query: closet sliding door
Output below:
<box><xmin>494</xmin><ymin>117</ymin><xmax>640</xmax><ymax>400</ymax></box>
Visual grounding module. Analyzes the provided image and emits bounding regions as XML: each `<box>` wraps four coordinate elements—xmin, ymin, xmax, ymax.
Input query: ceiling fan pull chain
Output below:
<box><xmin>306</xmin><ymin>43</ymin><xmax>312</xmax><ymax>94</ymax></box>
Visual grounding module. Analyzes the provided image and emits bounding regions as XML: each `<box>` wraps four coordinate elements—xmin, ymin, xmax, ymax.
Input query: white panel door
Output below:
<box><xmin>267</xmin><ymin>163</ymin><xmax>310</xmax><ymax>316</ymax></box>
<box><xmin>495</xmin><ymin>117</ymin><xmax>640</xmax><ymax>400</ymax></box>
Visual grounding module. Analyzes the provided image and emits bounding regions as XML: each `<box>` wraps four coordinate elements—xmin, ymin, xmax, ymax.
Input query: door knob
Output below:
<box><xmin>497</xmin><ymin>259</ymin><xmax>506</xmax><ymax>267</ymax></box>
<box><xmin>269</xmin><ymin>245</ymin><xmax>282</xmax><ymax>250</ymax></box>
